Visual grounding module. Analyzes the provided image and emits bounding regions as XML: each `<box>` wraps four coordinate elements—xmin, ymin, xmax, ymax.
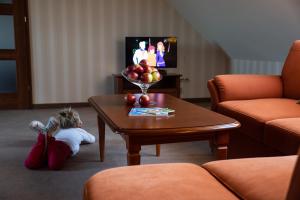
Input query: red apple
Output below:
<box><xmin>140</xmin><ymin>73</ymin><xmax>153</xmax><ymax>83</ymax></box>
<box><xmin>139</xmin><ymin>59</ymin><xmax>148</xmax><ymax>67</ymax></box>
<box><xmin>143</xmin><ymin>66</ymin><xmax>153</xmax><ymax>73</ymax></box>
<box><xmin>151</xmin><ymin>71</ymin><xmax>161</xmax><ymax>82</ymax></box>
<box><xmin>127</xmin><ymin>71</ymin><xmax>139</xmax><ymax>80</ymax></box>
<box><xmin>134</xmin><ymin>65</ymin><xmax>144</xmax><ymax>74</ymax></box>
<box><xmin>139</xmin><ymin>94</ymin><xmax>150</xmax><ymax>106</ymax></box>
<box><xmin>125</xmin><ymin>93</ymin><xmax>136</xmax><ymax>105</ymax></box>
<box><xmin>127</xmin><ymin>65</ymin><xmax>136</xmax><ymax>72</ymax></box>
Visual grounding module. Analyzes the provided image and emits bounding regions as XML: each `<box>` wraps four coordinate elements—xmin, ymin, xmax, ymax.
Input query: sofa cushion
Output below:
<box><xmin>218</xmin><ymin>98</ymin><xmax>300</xmax><ymax>141</ymax></box>
<box><xmin>84</xmin><ymin>163</ymin><xmax>238</xmax><ymax>200</ymax></box>
<box><xmin>265</xmin><ymin>118</ymin><xmax>300</xmax><ymax>155</ymax></box>
<box><xmin>282</xmin><ymin>40</ymin><xmax>300</xmax><ymax>99</ymax></box>
<box><xmin>203</xmin><ymin>155</ymin><xmax>297</xmax><ymax>200</ymax></box>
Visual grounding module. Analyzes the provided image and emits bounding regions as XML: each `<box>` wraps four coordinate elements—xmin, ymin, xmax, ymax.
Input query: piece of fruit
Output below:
<box><xmin>140</xmin><ymin>73</ymin><xmax>153</xmax><ymax>83</ymax></box>
<box><xmin>139</xmin><ymin>59</ymin><xmax>148</xmax><ymax>67</ymax></box>
<box><xmin>151</xmin><ymin>67</ymin><xmax>158</xmax><ymax>72</ymax></box>
<box><xmin>127</xmin><ymin>72</ymin><xmax>139</xmax><ymax>80</ymax></box>
<box><xmin>143</xmin><ymin>66</ymin><xmax>153</xmax><ymax>73</ymax></box>
<box><xmin>127</xmin><ymin>65</ymin><xmax>136</xmax><ymax>72</ymax></box>
<box><xmin>151</xmin><ymin>71</ymin><xmax>161</xmax><ymax>82</ymax></box>
<box><xmin>125</xmin><ymin>93</ymin><xmax>136</xmax><ymax>105</ymax></box>
<box><xmin>134</xmin><ymin>65</ymin><xmax>144</xmax><ymax>74</ymax></box>
<box><xmin>139</xmin><ymin>94</ymin><xmax>150</xmax><ymax>106</ymax></box>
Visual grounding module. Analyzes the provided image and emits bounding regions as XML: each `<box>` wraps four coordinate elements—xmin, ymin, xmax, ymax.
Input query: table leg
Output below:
<box><xmin>156</xmin><ymin>144</ymin><xmax>160</xmax><ymax>157</ymax></box>
<box><xmin>126</xmin><ymin>142</ymin><xmax>141</xmax><ymax>166</ymax></box>
<box><xmin>209</xmin><ymin>139</ymin><xmax>215</xmax><ymax>153</ymax></box>
<box><xmin>214</xmin><ymin>132</ymin><xmax>229</xmax><ymax>160</ymax></box>
<box><xmin>97</xmin><ymin>115</ymin><xmax>105</xmax><ymax>162</ymax></box>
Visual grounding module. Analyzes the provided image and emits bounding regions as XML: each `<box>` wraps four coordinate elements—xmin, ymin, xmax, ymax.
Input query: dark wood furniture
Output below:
<box><xmin>88</xmin><ymin>93</ymin><xmax>240</xmax><ymax>165</ymax></box>
<box><xmin>0</xmin><ymin>0</ymin><xmax>32</xmax><ymax>109</ymax></box>
<box><xmin>113</xmin><ymin>73</ymin><xmax>181</xmax><ymax>97</ymax></box>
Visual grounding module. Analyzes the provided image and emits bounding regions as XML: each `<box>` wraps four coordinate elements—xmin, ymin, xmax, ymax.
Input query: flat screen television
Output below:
<box><xmin>125</xmin><ymin>36</ymin><xmax>177</xmax><ymax>68</ymax></box>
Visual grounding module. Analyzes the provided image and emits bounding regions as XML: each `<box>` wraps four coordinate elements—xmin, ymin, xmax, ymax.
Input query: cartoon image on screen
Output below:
<box><xmin>147</xmin><ymin>45</ymin><xmax>156</xmax><ymax>67</ymax></box>
<box><xmin>133</xmin><ymin>41</ymin><xmax>148</xmax><ymax>64</ymax></box>
<box><xmin>126</xmin><ymin>37</ymin><xmax>177</xmax><ymax>68</ymax></box>
<box><xmin>156</xmin><ymin>41</ymin><xmax>165</xmax><ymax>67</ymax></box>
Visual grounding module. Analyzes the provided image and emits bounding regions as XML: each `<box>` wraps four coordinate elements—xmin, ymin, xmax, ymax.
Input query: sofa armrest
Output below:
<box><xmin>214</xmin><ymin>75</ymin><xmax>283</xmax><ymax>101</ymax></box>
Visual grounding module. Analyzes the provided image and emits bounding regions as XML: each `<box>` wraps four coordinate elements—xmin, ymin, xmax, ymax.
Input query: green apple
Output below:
<box><xmin>141</xmin><ymin>73</ymin><xmax>153</xmax><ymax>83</ymax></box>
<box><xmin>151</xmin><ymin>71</ymin><xmax>161</xmax><ymax>82</ymax></box>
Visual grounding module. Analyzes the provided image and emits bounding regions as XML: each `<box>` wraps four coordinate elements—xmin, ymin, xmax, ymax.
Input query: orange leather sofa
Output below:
<box><xmin>208</xmin><ymin>40</ymin><xmax>300</xmax><ymax>158</ymax></box>
<box><xmin>84</xmin><ymin>152</ymin><xmax>300</xmax><ymax>200</ymax></box>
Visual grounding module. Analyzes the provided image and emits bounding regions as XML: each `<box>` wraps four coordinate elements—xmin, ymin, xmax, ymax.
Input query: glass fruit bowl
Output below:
<box><xmin>121</xmin><ymin>69</ymin><xmax>162</xmax><ymax>95</ymax></box>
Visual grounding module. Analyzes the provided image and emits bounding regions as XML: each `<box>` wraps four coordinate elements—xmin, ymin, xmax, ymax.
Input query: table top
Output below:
<box><xmin>88</xmin><ymin>93</ymin><xmax>240</xmax><ymax>136</ymax></box>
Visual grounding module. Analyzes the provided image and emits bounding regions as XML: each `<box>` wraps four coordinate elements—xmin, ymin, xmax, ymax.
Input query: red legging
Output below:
<box><xmin>25</xmin><ymin>133</ymin><xmax>71</xmax><ymax>170</ymax></box>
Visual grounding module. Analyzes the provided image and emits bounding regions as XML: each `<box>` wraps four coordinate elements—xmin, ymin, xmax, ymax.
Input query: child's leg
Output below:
<box><xmin>47</xmin><ymin>137</ymin><xmax>71</xmax><ymax>170</ymax></box>
<box><xmin>24</xmin><ymin>133</ymin><xmax>47</xmax><ymax>169</ymax></box>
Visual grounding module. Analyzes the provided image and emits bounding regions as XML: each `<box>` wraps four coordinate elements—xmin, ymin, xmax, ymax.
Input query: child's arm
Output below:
<box><xmin>78</xmin><ymin>128</ymin><xmax>96</xmax><ymax>144</ymax></box>
<box><xmin>80</xmin><ymin>128</ymin><xmax>96</xmax><ymax>143</ymax></box>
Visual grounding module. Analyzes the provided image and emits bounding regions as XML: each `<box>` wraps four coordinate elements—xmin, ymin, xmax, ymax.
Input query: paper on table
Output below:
<box><xmin>128</xmin><ymin>107</ymin><xmax>175</xmax><ymax>116</ymax></box>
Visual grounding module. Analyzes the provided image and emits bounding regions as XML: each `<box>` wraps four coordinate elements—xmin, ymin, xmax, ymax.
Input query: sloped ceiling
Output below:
<box><xmin>169</xmin><ymin>0</ymin><xmax>300</xmax><ymax>61</ymax></box>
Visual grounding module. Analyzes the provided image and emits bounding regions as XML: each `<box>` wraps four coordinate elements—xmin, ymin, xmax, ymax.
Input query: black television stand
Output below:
<box><xmin>158</xmin><ymin>69</ymin><xmax>167</xmax><ymax>76</ymax></box>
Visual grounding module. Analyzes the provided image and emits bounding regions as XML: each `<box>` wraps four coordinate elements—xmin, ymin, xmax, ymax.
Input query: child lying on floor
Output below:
<box><xmin>25</xmin><ymin>108</ymin><xmax>95</xmax><ymax>170</ymax></box>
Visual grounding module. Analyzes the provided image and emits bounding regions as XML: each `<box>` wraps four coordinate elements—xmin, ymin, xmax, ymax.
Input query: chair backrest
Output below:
<box><xmin>286</xmin><ymin>149</ymin><xmax>300</xmax><ymax>200</ymax></box>
<box><xmin>282</xmin><ymin>40</ymin><xmax>300</xmax><ymax>99</ymax></box>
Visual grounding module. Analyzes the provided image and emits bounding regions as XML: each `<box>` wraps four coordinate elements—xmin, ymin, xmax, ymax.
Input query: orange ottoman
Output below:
<box><xmin>203</xmin><ymin>155</ymin><xmax>297</xmax><ymax>200</ymax></box>
<box><xmin>84</xmin><ymin>155</ymin><xmax>300</xmax><ymax>200</ymax></box>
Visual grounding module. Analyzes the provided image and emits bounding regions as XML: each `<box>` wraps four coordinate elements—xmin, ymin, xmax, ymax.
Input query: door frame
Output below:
<box><xmin>0</xmin><ymin>0</ymin><xmax>32</xmax><ymax>109</ymax></box>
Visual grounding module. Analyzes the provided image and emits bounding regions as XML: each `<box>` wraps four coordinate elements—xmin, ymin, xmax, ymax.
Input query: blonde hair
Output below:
<box><xmin>157</xmin><ymin>41</ymin><xmax>165</xmax><ymax>52</ymax></box>
<box><xmin>57</xmin><ymin>108</ymin><xmax>82</xmax><ymax>129</ymax></box>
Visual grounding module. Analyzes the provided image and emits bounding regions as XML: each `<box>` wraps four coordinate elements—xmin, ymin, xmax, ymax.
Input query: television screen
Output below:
<box><xmin>125</xmin><ymin>37</ymin><xmax>177</xmax><ymax>68</ymax></box>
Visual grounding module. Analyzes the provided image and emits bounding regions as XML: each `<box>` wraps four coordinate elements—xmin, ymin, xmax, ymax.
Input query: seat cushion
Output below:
<box><xmin>203</xmin><ymin>155</ymin><xmax>297</xmax><ymax>200</ymax></box>
<box><xmin>282</xmin><ymin>40</ymin><xmax>300</xmax><ymax>99</ymax></box>
<box><xmin>265</xmin><ymin>118</ymin><xmax>300</xmax><ymax>155</ymax></box>
<box><xmin>84</xmin><ymin>163</ymin><xmax>238</xmax><ymax>200</ymax></box>
<box><xmin>218</xmin><ymin>98</ymin><xmax>300</xmax><ymax>140</ymax></box>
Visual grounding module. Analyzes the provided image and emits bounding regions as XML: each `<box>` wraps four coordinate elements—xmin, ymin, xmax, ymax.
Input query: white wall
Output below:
<box><xmin>28</xmin><ymin>0</ymin><xmax>229</xmax><ymax>103</ymax></box>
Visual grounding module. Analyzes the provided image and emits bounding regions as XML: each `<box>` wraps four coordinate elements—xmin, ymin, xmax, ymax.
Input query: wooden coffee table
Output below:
<box><xmin>88</xmin><ymin>93</ymin><xmax>240</xmax><ymax>165</ymax></box>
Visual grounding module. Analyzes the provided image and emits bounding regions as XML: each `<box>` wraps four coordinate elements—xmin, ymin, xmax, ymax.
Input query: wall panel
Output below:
<box><xmin>231</xmin><ymin>59</ymin><xmax>283</xmax><ymax>75</ymax></box>
<box><xmin>29</xmin><ymin>0</ymin><xmax>229</xmax><ymax>103</ymax></box>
